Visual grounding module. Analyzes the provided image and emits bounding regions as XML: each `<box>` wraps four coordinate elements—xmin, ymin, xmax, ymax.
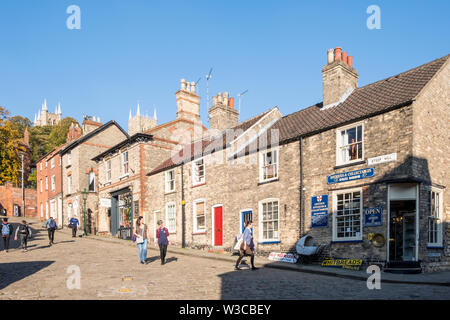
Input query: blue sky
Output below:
<box><xmin>0</xmin><ymin>0</ymin><xmax>448</xmax><ymax>131</ymax></box>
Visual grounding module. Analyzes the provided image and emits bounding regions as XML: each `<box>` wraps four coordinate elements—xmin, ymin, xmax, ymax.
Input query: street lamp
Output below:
<box><xmin>81</xmin><ymin>188</ymin><xmax>88</xmax><ymax>236</ymax></box>
<box><xmin>19</xmin><ymin>151</ymin><xmax>25</xmax><ymax>217</ymax></box>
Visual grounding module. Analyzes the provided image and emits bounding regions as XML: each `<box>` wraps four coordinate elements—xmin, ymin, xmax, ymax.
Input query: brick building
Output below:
<box><xmin>0</xmin><ymin>183</ymin><xmax>37</xmax><ymax>218</ymax></box>
<box><xmin>93</xmin><ymin>79</ymin><xmax>210</xmax><ymax>238</ymax></box>
<box><xmin>60</xmin><ymin>117</ymin><xmax>128</xmax><ymax>233</ymax></box>
<box><xmin>146</xmin><ymin>49</ymin><xmax>449</xmax><ymax>271</ymax></box>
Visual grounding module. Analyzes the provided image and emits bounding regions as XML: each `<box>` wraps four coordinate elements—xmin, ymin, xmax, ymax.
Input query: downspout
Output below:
<box><xmin>60</xmin><ymin>153</ymin><xmax>64</xmax><ymax>229</ymax></box>
<box><xmin>299</xmin><ymin>137</ymin><xmax>304</xmax><ymax>237</ymax></box>
<box><xmin>181</xmin><ymin>165</ymin><xmax>186</xmax><ymax>248</ymax></box>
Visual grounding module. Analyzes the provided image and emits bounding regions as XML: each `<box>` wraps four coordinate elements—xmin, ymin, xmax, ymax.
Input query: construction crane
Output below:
<box><xmin>205</xmin><ymin>68</ymin><xmax>213</xmax><ymax>108</ymax></box>
<box><xmin>237</xmin><ymin>89</ymin><xmax>248</xmax><ymax>121</ymax></box>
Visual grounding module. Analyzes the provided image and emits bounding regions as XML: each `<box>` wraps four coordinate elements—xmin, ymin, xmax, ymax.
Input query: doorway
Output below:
<box><xmin>387</xmin><ymin>183</ymin><xmax>418</xmax><ymax>262</ymax></box>
<box><xmin>212</xmin><ymin>205</ymin><xmax>223</xmax><ymax>246</ymax></box>
<box><xmin>240</xmin><ymin>210</ymin><xmax>253</xmax><ymax>234</ymax></box>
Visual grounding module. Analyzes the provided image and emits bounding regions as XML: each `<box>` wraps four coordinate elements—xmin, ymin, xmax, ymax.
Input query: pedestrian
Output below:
<box><xmin>69</xmin><ymin>215</ymin><xmax>80</xmax><ymax>238</ymax></box>
<box><xmin>14</xmin><ymin>220</ymin><xmax>32</xmax><ymax>251</ymax></box>
<box><xmin>45</xmin><ymin>216</ymin><xmax>57</xmax><ymax>246</ymax></box>
<box><xmin>156</xmin><ymin>220</ymin><xmax>169</xmax><ymax>265</ymax></box>
<box><xmin>133</xmin><ymin>216</ymin><xmax>149</xmax><ymax>264</ymax></box>
<box><xmin>1</xmin><ymin>218</ymin><xmax>14</xmax><ymax>252</ymax></box>
<box><xmin>235</xmin><ymin>220</ymin><xmax>258</xmax><ymax>270</ymax></box>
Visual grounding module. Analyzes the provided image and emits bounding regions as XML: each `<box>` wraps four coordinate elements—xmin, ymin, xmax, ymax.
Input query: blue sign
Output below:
<box><xmin>364</xmin><ymin>207</ymin><xmax>383</xmax><ymax>227</ymax></box>
<box><xmin>311</xmin><ymin>195</ymin><xmax>329</xmax><ymax>228</ymax></box>
<box><xmin>327</xmin><ymin>167</ymin><xmax>375</xmax><ymax>184</ymax></box>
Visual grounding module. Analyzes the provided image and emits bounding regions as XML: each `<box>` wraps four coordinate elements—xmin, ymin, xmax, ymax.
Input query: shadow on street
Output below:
<box><xmin>0</xmin><ymin>261</ymin><xmax>55</xmax><ymax>290</ymax></box>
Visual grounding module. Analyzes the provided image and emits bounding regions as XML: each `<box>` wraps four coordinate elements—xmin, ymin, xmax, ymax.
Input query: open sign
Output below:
<box><xmin>364</xmin><ymin>207</ymin><xmax>383</xmax><ymax>227</ymax></box>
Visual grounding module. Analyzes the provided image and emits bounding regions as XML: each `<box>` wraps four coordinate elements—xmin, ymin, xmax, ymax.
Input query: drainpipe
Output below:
<box><xmin>181</xmin><ymin>165</ymin><xmax>186</xmax><ymax>248</ymax></box>
<box><xmin>299</xmin><ymin>137</ymin><xmax>304</xmax><ymax>237</ymax></box>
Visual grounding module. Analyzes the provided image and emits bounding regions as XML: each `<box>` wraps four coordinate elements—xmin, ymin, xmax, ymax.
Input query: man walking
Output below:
<box><xmin>1</xmin><ymin>218</ymin><xmax>14</xmax><ymax>252</ymax></box>
<box><xmin>14</xmin><ymin>220</ymin><xmax>32</xmax><ymax>251</ymax></box>
<box><xmin>45</xmin><ymin>217</ymin><xmax>57</xmax><ymax>246</ymax></box>
<box><xmin>69</xmin><ymin>215</ymin><xmax>80</xmax><ymax>238</ymax></box>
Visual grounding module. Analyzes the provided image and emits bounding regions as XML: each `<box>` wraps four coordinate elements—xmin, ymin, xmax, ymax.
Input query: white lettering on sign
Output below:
<box><xmin>268</xmin><ymin>252</ymin><xmax>298</xmax><ymax>263</ymax></box>
<box><xmin>368</xmin><ymin>153</ymin><xmax>397</xmax><ymax>166</ymax></box>
<box><xmin>100</xmin><ymin>198</ymin><xmax>112</xmax><ymax>208</ymax></box>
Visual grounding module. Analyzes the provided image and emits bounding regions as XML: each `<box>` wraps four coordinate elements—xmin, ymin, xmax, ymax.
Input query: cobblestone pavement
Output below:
<box><xmin>0</xmin><ymin>221</ymin><xmax>449</xmax><ymax>300</ymax></box>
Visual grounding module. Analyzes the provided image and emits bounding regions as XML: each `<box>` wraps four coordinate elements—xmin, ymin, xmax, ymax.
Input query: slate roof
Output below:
<box><xmin>148</xmin><ymin>54</ymin><xmax>448</xmax><ymax>175</ymax></box>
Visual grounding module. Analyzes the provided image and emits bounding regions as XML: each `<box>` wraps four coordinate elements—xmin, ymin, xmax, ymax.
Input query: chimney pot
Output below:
<box><xmin>334</xmin><ymin>47</ymin><xmax>342</xmax><ymax>61</ymax></box>
<box><xmin>228</xmin><ymin>97</ymin><xmax>234</xmax><ymax>108</ymax></box>
<box><xmin>180</xmin><ymin>79</ymin><xmax>186</xmax><ymax>90</ymax></box>
<box><xmin>327</xmin><ymin>49</ymin><xmax>334</xmax><ymax>64</ymax></box>
<box><xmin>342</xmin><ymin>51</ymin><xmax>348</xmax><ymax>64</ymax></box>
<box><xmin>190</xmin><ymin>81</ymin><xmax>195</xmax><ymax>93</ymax></box>
<box><xmin>348</xmin><ymin>56</ymin><xmax>353</xmax><ymax>67</ymax></box>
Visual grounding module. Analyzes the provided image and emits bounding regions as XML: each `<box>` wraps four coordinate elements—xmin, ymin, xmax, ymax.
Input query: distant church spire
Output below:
<box><xmin>42</xmin><ymin>99</ymin><xmax>47</xmax><ymax>111</ymax></box>
<box><xmin>153</xmin><ymin>106</ymin><xmax>157</xmax><ymax>121</ymax></box>
<box><xmin>58</xmin><ymin>102</ymin><xmax>61</xmax><ymax>114</ymax></box>
<box><xmin>137</xmin><ymin>103</ymin><xmax>140</xmax><ymax>116</ymax></box>
<box><xmin>129</xmin><ymin>109</ymin><xmax>132</xmax><ymax>120</ymax></box>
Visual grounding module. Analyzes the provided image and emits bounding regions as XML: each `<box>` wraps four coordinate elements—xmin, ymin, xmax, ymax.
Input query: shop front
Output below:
<box><xmin>110</xmin><ymin>187</ymin><xmax>133</xmax><ymax>240</ymax></box>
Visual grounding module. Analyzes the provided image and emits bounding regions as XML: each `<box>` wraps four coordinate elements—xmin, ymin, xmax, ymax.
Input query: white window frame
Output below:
<box><xmin>259</xmin><ymin>148</ymin><xmax>279</xmax><ymax>183</ymax></box>
<box><xmin>428</xmin><ymin>188</ymin><xmax>444</xmax><ymax>247</ymax></box>
<box><xmin>106</xmin><ymin>159</ymin><xmax>112</xmax><ymax>182</ymax></box>
<box><xmin>122</xmin><ymin>151</ymin><xmax>129</xmax><ymax>176</ymax></box>
<box><xmin>40</xmin><ymin>203</ymin><xmax>43</xmax><ymax>218</ymax></box>
<box><xmin>67</xmin><ymin>175</ymin><xmax>72</xmax><ymax>194</ymax></box>
<box><xmin>88</xmin><ymin>171</ymin><xmax>96</xmax><ymax>192</ymax></box>
<box><xmin>193</xmin><ymin>199</ymin><xmax>206</xmax><ymax>233</ymax></box>
<box><xmin>40</xmin><ymin>179</ymin><xmax>43</xmax><ymax>193</ymax></box>
<box><xmin>336</xmin><ymin>122</ymin><xmax>364</xmax><ymax>166</ymax></box>
<box><xmin>165</xmin><ymin>170</ymin><xmax>176</xmax><ymax>193</ymax></box>
<box><xmin>51</xmin><ymin>158</ymin><xmax>55</xmax><ymax>169</ymax></box>
<box><xmin>40</xmin><ymin>162</ymin><xmax>42</xmax><ymax>170</ymax></box>
<box><xmin>51</xmin><ymin>175</ymin><xmax>55</xmax><ymax>191</ymax></box>
<box><xmin>165</xmin><ymin>202</ymin><xmax>176</xmax><ymax>233</ymax></box>
<box><xmin>67</xmin><ymin>203</ymin><xmax>73</xmax><ymax>219</ymax></box>
<box><xmin>45</xmin><ymin>176</ymin><xmax>48</xmax><ymax>190</ymax></box>
<box><xmin>192</xmin><ymin>158</ymin><xmax>205</xmax><ymax>186</ymax></box>
<box><xmin>45</xmin><ymin>201</ymin><xmax>49</xmax><ymax>219</ymax></box>
<box><xmin>332</xmin><ymin>187</ymin><xmax>363</xmax><ymax>241</ymax></box>
<box><xmin>258</xmin><ymin>198</ymin><xmax>280</xmax><ymax>242</ymax></box>
<box><xmin>67</xmin><ymin>152</ymin><xmax>71</xmax><ymax>165</ymax></box>
<box><xmin>153</xmin><ymin>210</ymin><xmax>162</xmax><ymax>239</ymax></box>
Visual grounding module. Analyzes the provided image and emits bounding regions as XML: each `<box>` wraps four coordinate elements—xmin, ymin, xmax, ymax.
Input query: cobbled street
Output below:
<box><xmin>0</xmin><ymin>220</ymin><xmax>449</xmax><ymax>300</ymax></box>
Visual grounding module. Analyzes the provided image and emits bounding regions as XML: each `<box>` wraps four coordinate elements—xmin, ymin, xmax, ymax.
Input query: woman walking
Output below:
<box><xmin>133</xmin><ymin>216</ymin><xmax>149</xmax><ymax>264</ymax></box>
<box><xmin>14</xmin><ymin>220</ymin><xmax>32</xmax><ymax>252</ymax></box>
<box><xmin>156</xmin><ymin>220</ymin><xmax>169</xmax><ymax>265</ymax></box>
<box><xmin>235</xmin><ymin>220</ymin><xmax>258</xmax><ymax>270</ymax></box>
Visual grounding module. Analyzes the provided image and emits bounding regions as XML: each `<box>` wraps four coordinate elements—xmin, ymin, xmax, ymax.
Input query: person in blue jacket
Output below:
<box><xmin>69</xmin><ymin>216</ymin><xmax>80</xmax><ymax>238</ymax></box>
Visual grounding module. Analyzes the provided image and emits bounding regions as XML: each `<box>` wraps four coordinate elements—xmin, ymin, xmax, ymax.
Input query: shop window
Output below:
<box><xmin>333</xmin><ymin>188</ymin><xmax>362</xmax><ymax>241</ymax></box>
<box><xmin>192</xmin><ymin>158</ymin><xmax>205</xmax><ymax>186</ymax></box>
<box><xmin>88</xmin><ymin>171</ymin><xmax>95</xmax><ymax>192</ymax></box>
<box><xmin>428</xmin><ymin>189</ymin><xmax>443</xmax><ymax>247</ymax></box>
<box><xmin>193</xmin><ymin>199</ymin><xmax>206</xmax><ymax>232</ymax></box>
<box><xmin>165</xmin><ymin>170</ymin><xmax>176</xmax><ymax>193</ymax></box>
<box><xmin>259</xmin><ymin>148</ymin><xmax>279</xmax><ymax>182</ymax></box>
<box><xmin>118</xmin><ymin>193</ymin><xmax>132</xmax><ymax>228</ymax></box>
<box><xmin>106</xmin><ymin>160</ymin><xmax>112</xmax><ymax>181</ymax></box>
<box><xmin>259</xmin><ymin>199</ymin><xmax>280</xmax><ymax>242</ymax></box>
<box><xmin>166</xmin><ymin>202</ymin><xmax>176</xmax><ymax>233</ymax></box>
<box><xmin>122</xmin><ymin>151</ymin><xmax>129</xmax><ymax>175</ymax></box>
<box><xmin>336</xmin><ymin>123</ymin><xmax>363</xmax><ymax>165</ymax></box>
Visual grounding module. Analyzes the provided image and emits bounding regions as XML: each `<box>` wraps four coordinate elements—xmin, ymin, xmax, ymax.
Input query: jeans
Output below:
<box><xmin>2</xmin><ymin>236</ymin><xmax>10</xmax><ymax>251</ymax></box>
<box><xmin>137</xmin><ymin>239</ymin><xmax>148</xmax><ymax>262</ymax></box>
<box><xmin>72</xmin><ymin>226</ymin><xmax>77</xmax><ymax>237</ymax></box>
<box><xmin>19</xmin><ymin>234</ymin><xmax>28</xmax><ymax>249</ymax></box>
<box><xmin>48</xmin><ymin>228</ymin><xmax>55</xmax><ymax>243</ymax></box>
<box><xmin>159</xmin><ymin>243</ymin><xmax>167</xmax><ymax>263</ymax></box>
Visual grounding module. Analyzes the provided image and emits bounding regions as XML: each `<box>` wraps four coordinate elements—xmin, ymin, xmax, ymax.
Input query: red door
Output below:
<box><xmin>214</xmin><ymin>206</ymin><xmax>223</xmax><ymax>246</ymax></box>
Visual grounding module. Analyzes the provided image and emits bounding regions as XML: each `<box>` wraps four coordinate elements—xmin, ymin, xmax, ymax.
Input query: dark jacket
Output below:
<box><xmin>156</xmin><ymin>227</ymin><xmax>169</xmax><ymax>245</ymax></box>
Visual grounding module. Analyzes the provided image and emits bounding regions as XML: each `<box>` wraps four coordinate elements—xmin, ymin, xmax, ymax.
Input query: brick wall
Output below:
<box><xmin>0</xmin><ymin>183</ymin><xmax>37</xmax><ymax>218</ymax></box>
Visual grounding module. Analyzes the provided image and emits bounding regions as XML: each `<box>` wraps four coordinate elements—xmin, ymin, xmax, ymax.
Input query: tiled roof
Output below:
<box><xmin>274</xmin><ymin>54</ymin><xmax>449</xmax><ymax>143</ymax></box>
<box><xmin>147</xmin><ymin>109</ymin><xmax>273</xmax><ymax>175</ymax></box>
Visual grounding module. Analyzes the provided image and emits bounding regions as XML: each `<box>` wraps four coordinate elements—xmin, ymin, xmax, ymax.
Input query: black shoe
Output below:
<box><xmin>251</xmin><ymin>267</ymin><xmax>259</xmax><ymax>270</ymax></box>
<box><xmin>145</xmin><ymin>261</ymin><xmax>149</xmax><ymax>265</ymax></box>
<box><xmin>140</xmin><ymin>261</ymin><xmax>144</xmax><ymax>264</ymax></box>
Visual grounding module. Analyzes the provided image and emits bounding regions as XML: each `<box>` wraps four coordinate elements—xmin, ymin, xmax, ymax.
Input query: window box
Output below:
<box><xmin>336</xmin><ymin>123</ymin><xmax>364</xmax><ymax>166</ymax></box>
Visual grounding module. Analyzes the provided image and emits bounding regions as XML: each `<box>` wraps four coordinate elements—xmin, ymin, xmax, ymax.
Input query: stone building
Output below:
<box><xmin>60</xmin><ymin>117</ymin><xmax>128</xmax><ymax>234</ymax></box>
<box><xmin>33</xmin><ymin>99</ymin><xmax>62</xmax><ymax>127</ymax></box>
<box><xmin>146</xmin><ymin>49</ymin><xmax>449</xmax><ymax>272</ymax></box>
<box><xmin>93</xmin><ymin>79</ymin><xmax>210</xmax><ymax>237</ymax></box>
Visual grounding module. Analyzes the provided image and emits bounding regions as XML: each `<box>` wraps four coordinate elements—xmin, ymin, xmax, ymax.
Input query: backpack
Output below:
<box><xmin>1</xmin><ymin>224</ymin><xmax>10</xmax><ymax>236</ymax></box>
<box><xmin>19</xmin><ymin>224</ymin><xmax>29</xmax><ymax>235</ymax></box>
<box><xmin>49</xmin><ymin>219</ymin><xmax>57</xmax><ymax>229</ymax></box>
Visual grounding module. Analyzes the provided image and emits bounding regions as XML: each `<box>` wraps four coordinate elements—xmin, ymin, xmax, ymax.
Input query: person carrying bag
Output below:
<box><xmin>133</xmin><ymin>216</ymin><xmax>149</xmax><ymax>264</ymax></box>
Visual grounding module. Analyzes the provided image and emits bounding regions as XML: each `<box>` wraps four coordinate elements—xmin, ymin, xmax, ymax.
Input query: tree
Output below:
<box><xmin>47</xmin><ymin>117</ymin><xmax>79</xmax><ymax>150</ymax></box>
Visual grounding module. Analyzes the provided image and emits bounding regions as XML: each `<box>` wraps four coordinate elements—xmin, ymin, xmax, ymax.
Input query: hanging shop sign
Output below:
<box><xmin>268</xmin><ymin>252</ymin><xmax>299</xmax><ymax>263</ymax></box>
<box><xmin>368</xmin><ymin>153</ymin><xmax>397</xmax><ymax>166</ymax></box>
<box><xmin>364</xmin><ymin>207</ymin><xmax>383</xmax><ymax>227</ymax></box>
<box><xmin>327</xmin><ymin>167</ymin><xmax>374</xmax><ymax>184</ymax></box>
<box><xmin>100</xmin><ymin>198</ymin><xmax>112</xmax><ymax>208</ymax></box>
<box><xmin>321</xmin><ymin>258</ymin><xmax>363</xmax><ymax>270</ymax></box>
<box><xmin>311</xmin><ymin>195</ymin><xmax>329</xmax><ymax>228</ymax></box>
